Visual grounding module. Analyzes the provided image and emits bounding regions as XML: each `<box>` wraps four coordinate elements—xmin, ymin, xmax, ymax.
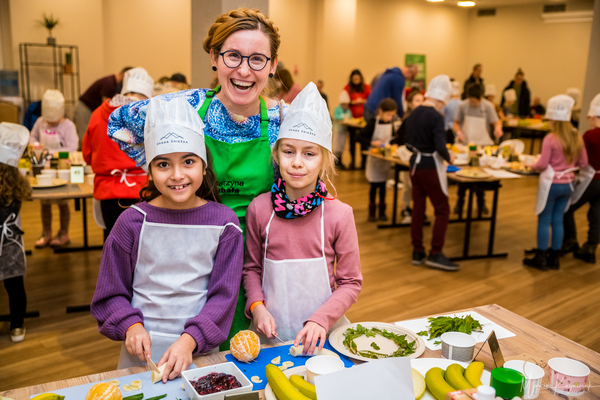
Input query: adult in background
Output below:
<box><xmin>74</xmin><ymin>66</ymin><xmax>132</xmax><ymax>147</ymax></box>
<box><xmin>82</xmin><ymin>68</ymin><xmax>154</xmax><ymax>240</ymax></box>
<box><xmin>530</xmin><ymin>96</ymin><xmax>546</xmax><ymax>116</ymax></box>
<box><xmin>461</xmin><ymin>64</ymin><xmax>484</xmax><ymax>100</ymax></box>
<box><xmin>501</xmin><ymin>69</ymin><xmax>531</xmax><ymax>117</ymax></box>
<box><xmin>344</xmin><ymin>69</ymin><xmax>372</xmax><ymax>169</ymax></box>
<box><xmin>108</xmin><ymin>8</ymin><xmax>285</xmax><ymax>351</ymax></box>
<box><xmin>316</xmin><ymin>79</ymin><xmax>328</xmax><ymax>107</ymax></box>
<box><xmin>364</xmin><ymin>64</ymin><xmax>418</xmax><ymax>122</ymax></box>
<box><xmin>274</xmin><ymin>68</ymin><xmax>301</xmax><ymax>104</ymax></box>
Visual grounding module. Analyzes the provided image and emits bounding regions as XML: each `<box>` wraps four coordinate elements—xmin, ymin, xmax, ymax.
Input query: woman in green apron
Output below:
<box><xmin>108</xmin><ymin>8</ymin><xmax>285</xmax><ymax>350</ymax></box>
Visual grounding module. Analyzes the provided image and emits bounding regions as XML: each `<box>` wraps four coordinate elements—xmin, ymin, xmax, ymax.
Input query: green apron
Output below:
<box><xmin>197</xmin><ymin>86</ymin><xmax>274</xmax><ymax>350</ymax></box>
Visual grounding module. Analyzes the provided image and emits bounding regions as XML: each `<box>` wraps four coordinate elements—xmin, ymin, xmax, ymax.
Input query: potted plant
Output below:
<box><xmin>38</xmin><ymin>13</ymin><xmax>59</xmax><ymax>45</ymax></box>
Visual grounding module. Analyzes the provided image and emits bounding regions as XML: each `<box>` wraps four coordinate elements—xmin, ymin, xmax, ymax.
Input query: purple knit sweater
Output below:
<box><xmin>91</xmin><ymin>201</ymin><xmax>243</xmax><ymax>354</ymax></box>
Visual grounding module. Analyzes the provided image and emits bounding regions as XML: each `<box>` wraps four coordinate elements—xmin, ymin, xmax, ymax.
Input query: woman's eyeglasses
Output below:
<box><xmin>219</xmin><ymin>50</ymin><xmax>271</xmax><ymax>71</ymax></box>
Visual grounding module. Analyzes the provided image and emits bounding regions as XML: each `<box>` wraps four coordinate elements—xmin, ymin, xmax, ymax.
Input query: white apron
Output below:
<box><xmin>570</xmin><ymin>164</ymin><xmax>599</xmax><ymax>205</ymax></box>
<box><xmin>39</xmin><ymin>129</ymin><xmax>62</xmax><ymax>151</ymax></box>
<box><xmin>365</xmin><ymin>119</ymin><xmax>393</xmax><ymax>183</ymax></box>
<box><xmin>92</xmin><ymin>199</ymin><xmax>106</xmax><ymax>230</ymax></box>
<box><xmin>411</xmin><ymin>149</ymin><xmax>448</xmax><ymax>197</ymax></box>
<box><xmin>117</xmin><ymin>205</ymin><xmax>229</xmax><ymax>368</ymax></box>
<box><xmin>463</xmin><ymin>104</ymin><xmax>493</xmax><ymax>146</ymax></box>
<box><xmin>534</xmin><ymin>166</ymin><xmax>578</xmax><ymax>216</ymax></box>
<box><xmin>260</xmin><ymin>201</ymin><xmax>349</xmax><ymax>343</ymax></box>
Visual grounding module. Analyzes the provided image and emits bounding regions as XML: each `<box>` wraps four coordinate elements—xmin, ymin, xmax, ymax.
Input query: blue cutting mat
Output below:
<box><xmin>447</xmin><ymin>165</ymin><xmax>461</xmax><ymax>173</ymax></box>
<box><xmin>30</xmin><ymin>364</ymin><xmax>197</xmax><ymax>400</ymax></box>
<box><xmin>225</xmin><ymin>342</ymin><xmax>354</xmax><ymax>390</ymax></box>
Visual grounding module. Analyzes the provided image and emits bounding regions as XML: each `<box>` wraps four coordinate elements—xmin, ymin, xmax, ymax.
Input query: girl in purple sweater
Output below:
<box><xmin>243</xmin><ymin>83</ymin><xmax>362</xmax><ymax>356</ymax></box>
<box><xmin>91</xmin><ymin>97</ymin><xmax>243</xmax><ymax>381</ymax></box>
<box><xmin>524</xmin><ymin>94</ymin><xmax>588</xmax><ymax>270</ymax></box>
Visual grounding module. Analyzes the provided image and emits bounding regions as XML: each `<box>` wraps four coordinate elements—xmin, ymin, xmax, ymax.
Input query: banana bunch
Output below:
<box><xmin>424</xmin><ymin>361</ymin><xmax>485</xmax><ymax>400</ymax></box>
<box><xmin>31</xmin><ymin>394</ymin><xmax>65</xmax><ymax>400</ymax></box>
<box><xmin>265</xmin><ymin>364</ymin><xmax>316</xmax><ymax>400</ymax></box>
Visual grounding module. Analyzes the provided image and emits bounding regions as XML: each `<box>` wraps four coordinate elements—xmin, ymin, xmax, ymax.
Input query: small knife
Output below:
<box><xmin>272</xmin><ymin>332</ymin><xmax>285</xmax><ymax>344</ymax></box>
<box><xmin>146</xmin><ymin>354</ymin><xmax>160</xmax><ymax>373</ymax></box>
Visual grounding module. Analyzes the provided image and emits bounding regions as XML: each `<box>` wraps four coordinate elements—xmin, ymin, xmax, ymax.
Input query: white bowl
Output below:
<box><xmin>182</xmin><ymin>362</ymin><xmax>252</xmax><ymax>400</ymax></box>
<box><xmin>39</xmin><ymin>169</ymin><xmax>57</xmax><ymax>178</ymax></box>
<box><xmin>57</xmin><ymin>169</ymin><xmax>71</xmax><ymax>182</ymax></box>
<box><xmin>305</xmin><ymin>355</ymin><xmax>345</xmax><ymax>384</ymax></box>
<box><xmin>36</xmin><ymin>175</ymin><xmax>53</xmax><ymax>186</ymax></box>
<box><xmin>18</xmin><ymin>168</ymin><xmax>29</xmax><ymax>177</ymax></box>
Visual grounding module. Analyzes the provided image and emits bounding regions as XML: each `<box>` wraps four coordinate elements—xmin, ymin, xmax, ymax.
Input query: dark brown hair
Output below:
<box><xmin>378</xmin><ymin>98</ymin><xmax>398</xmax><ymax>113</ymax></box>
<box><xmin>139</xmin><ymin>150</ymin><xmax>222</xmax><ymax>204</ymax></box>
<box><xmin>0</xmin><ymin>164</ymin><xmax>32</xmax><ymax>206</ymax></box>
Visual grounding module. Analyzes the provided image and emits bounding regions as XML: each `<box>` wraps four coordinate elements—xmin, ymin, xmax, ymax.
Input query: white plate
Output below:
<box><xmin>31</xmin><ymin>178</ymin><xmax>68</xmax><ymax>188</ymax></box>
<box><xmin>264</xmin><ymin>365</ymin><xmax>308</xmax><ymax>400</ymax></box>
<box><xmin>452</xmin><ymin>159</ymin><xmax>469</xmax><ymax>166</ymax></box>
<box><xmin>412</xmin><ymin>358</ymin><xmax>491</xmax><ymax>400</ymax></box>
<box><xmin>455</xmin><ymin>169</ymin><xmax>491</xmax><ymax>179</ymax></box>
<box><xmin>328</xmin><ymin>322</ymin><xmax>425</xmax><ymax>362</ymax></box>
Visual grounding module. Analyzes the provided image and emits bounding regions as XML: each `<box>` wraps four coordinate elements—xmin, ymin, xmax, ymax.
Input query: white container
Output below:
<box><xmin>57</xmin><ymin>169</ymin><xmax>71</xmax><ymax>182</ymax></box>
<box><xmin>87</xmin><ymin>173</ymin><xmax>95</xmax><ymax>186</ymax></box>
<box><xmin>305</xmin><ymin>355</ymin><xmax>345</xmax><ymax>384</ymax></box>
<box><xmin>36</xmin><ymin>175</ymin><xmax>53</xmax><ymax>186</ymax></box>
<box><xmin>40</xmin><ymin>169</ymin><xmax>57</xmax><ymax>178</ymax></box>
<box><xmin>548</xmin><ymin>357</ymin><xmax>590</xmax><ymax>397</ymax></box>
<box><xmin>182</xmin><ymin>362</ymin><xmax>252</xmax><ymax>400</ymax></box>
<box><xmin>18</xmin><ymin>168</ymin><xmax>29</xmax><ymax>177</ymax></box>
<box><xmin>504</xmin><ymin>360</ymin><xmax>545</xmax><ymax>399</ymax></box>
<box><xmin>440</xmin><ymin>332</ymin><xmax>476</xmax><ymax>362</ymax></box>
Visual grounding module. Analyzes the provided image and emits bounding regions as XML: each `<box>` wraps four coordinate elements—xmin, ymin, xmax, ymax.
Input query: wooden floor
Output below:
<box><xmin>1</xmin><ymin>159</ymin><xmax>599</xmax><ymax>391</ymax></box>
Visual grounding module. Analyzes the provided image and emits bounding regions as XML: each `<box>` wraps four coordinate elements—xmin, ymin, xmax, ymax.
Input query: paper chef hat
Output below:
<box><xmin>485</xmin><ymin>84</ymin><xmax>497</xmax><ymax>97</ymax></box>
<box><xmin>451</xmin><ymin>81</ymin><xmax>461</xmax><ymax>97</ymax></box>
<box><xmin>278</xmin><ymin>82</ymin><xmax>333</xmax><ymax>152</ymax></box>
<box><xmin>42</xmin><ymin>89</ymin><xmax>65</xmax><ymax>123</ymax></box>
<box><xmin>0</xmin><ymin>122</ymin><xmax>30</xmax><ymax>167</ymax></box>
<box><xmin>503</xmin><ymin>88</ymin><xmax>517</xmax><ymax>103</ymax></box>
<box><xmin>588</xmin><ymin>93</ymin><xmax>600</xmax><ymax>117</ymax></box>
<box><xmin>122</xmin><ymin>67</ymin><xmax>154</xmax><ymax>99</ymax></box>
<box><xmin>143</xmin><ymin>97</ymin><xmax>206</xmax><ymax>165</ymax></box>
<box><xmin>545</xmin><ymin>94</ymin><xmax>575</xmax><ymax>122</ymax></box>
<box><xmin>425</xmin><ymin>75</ymin><xmax>452</xmax><ymax>104</ymax></box>
<box><xmin>339</xmin><ymin>90</ymin><xmax>351</xmax><ymax>104</ymax></box>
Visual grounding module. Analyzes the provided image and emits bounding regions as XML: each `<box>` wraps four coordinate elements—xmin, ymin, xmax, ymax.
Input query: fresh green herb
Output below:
<box><xmin>417</xmin><ymin>315</ymin><xmax>483</xmax><ymax>340</ymax></box>
<box><xmin>434</xmin><ymin>341</ymin><xmax>441</xmax><ymax>346</ymax></box>
<box><xmin>146</xmin><ymin>394</ymin><xmax>167</xmax><ymax>400</ymax></box>
<box><xmin>370</xmin><ymin>342</ymin><xmax>380</xmax><ymax>350</ymax></box>
<box><xmin>342</xmin><ymin>324</ymin><xmax>416</xmax><ymax>359</ymax></box>
<box><xmin>123</xmin><ymin>395</ymin><xmax>143</xmax><ymax>400</ymax></box>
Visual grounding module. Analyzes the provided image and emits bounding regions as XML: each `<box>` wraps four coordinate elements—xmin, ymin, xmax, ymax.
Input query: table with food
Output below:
<box><xmin>2</xmin><ymin>305</ymin><xmax>597</xmax><ymax>400</ymax></box>
<box><xmin>502</xmin><ymin>118</ymin><xmax>550</xmax><ymax>155</ymax></box>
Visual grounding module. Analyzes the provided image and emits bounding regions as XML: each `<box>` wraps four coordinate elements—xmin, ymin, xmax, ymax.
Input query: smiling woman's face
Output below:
<box><xmin>211</xmin><ymin>29</ymin><xmax>277</xmax><ymax>116</ymax></box>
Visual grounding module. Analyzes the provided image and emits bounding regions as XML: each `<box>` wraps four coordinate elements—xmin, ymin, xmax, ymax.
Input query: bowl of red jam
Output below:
<box><xmin>182</xmin><ymin>362</ymin><xmax>253</xmax><ymax>400</ymax></box>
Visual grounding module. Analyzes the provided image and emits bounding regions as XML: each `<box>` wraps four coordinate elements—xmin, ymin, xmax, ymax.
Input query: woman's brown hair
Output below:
<box><xmin>0</xmin><ymin>164</ymin><xmax>32</xmax><ymax>206</ymax></box>
<box><xmin>139</xmin><ymin>150</ymin><xmax>222</xmax><ymax>204</ymax></box>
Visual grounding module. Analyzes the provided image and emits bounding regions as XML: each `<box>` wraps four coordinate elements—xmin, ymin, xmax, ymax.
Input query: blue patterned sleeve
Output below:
<box><xmin>107</xmin><ymin>89</ymin><xmax>206</xmax><ymax>167</ymax></box>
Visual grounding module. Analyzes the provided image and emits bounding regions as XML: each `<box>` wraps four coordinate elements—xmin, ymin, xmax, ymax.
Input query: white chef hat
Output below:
<box><xmin>485</xmin><ymin>84</ymin><xmax>497</xmax><ymax>97</ymax></box>
<box><xmin>425</xmin><ymin>75</ymin><xmax>452</xmax><ymax>104</ymax></box>
<box><xmin>503</xmin><ymin>88</ymin><xmax>517</xmax><ymax>103</ymax></box>
<box><xmin>42</xmin><ymin>89</ymin><xmax>65</xmax><ymax>123</ymax></box>
<box><xmin>451</xmin><ymin>81</ymin><xmax>461</xmax><ymax>97</ymax></box>
<box><xmin>143</xmin><ymin>97</ymin><xmax>206</xmax><ymax>165</ymax></box>
<box><xmin>566</xmin><ymin>87</ymin><xmax>580</xmax><ymax>105</ymax></box>
<box><xmin>545</xmin><ymin>94</ymin><xmax>575</xmax><ymax>122</ymax></box>
<box><xmin>0</xmin><ymin>122</ymin><xmax>30</xmax><ymax>167</ymax></box>
<box><xmin>278</xmin><ymin>82</ymin><xmax>333</xmax><ymax>152</ymax></box>
<box><xmin>339</xmin><ymin>90</ymin><xmax>351</xmax><ymax>104</ymax></box>
<box><xmin>588</xmin><ymin>93</ymin><xmax>600</xmax><ymax>117</ymax></box>
<box><xmin>121</xmin><ymin>67</ymin><xmax>154</xmax><ymax>99</ymax></box>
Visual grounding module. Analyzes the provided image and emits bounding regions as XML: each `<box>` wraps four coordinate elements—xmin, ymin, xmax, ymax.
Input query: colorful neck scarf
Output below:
<box><xmin>271</xmin><ymin>178</ymin><xmax>328</xmax><ymax>219</ymax></box>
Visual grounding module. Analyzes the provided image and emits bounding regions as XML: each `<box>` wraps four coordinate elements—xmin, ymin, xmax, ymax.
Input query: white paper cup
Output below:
<box><xmin>504</xmin><ymin>360</ymin><xmax>545</xmax><ymax>399</ymax></box>
<box><xmin>57</xmin><ymin>169</ymin><xmax>71</xmax><ymax>182</ymax></box>
<box><xmin>441</xmin><ymin>332</ymin><xmax>477</xmax><ymax>362</ymax></box>
<box><xmin>305</xmin><ymin>355</ymin><xmax>345</xmax><ymax>384</ymax></box>
<box><xmin>36</xmin><ymin>175</ymin><xmax>53</xmax><ymax>186</ymax></box>
<box><xmin>18</xmin><ymin>168</ymin><xmax>29</xmax><ymax>177</ymax></box>
<box><xmin>40</xmin><ymin>169</ymin><xmax>57</xmax><ymax>178</ymax></box>
<box><xmin>87</xmin><ymin>173</ymin><xmax>95</xmax><ymax>186</ymax></box>
<box><xmin>548</xmin><ymin>357</ymin><xmax>590</xmax><ymax>396</ymax></box>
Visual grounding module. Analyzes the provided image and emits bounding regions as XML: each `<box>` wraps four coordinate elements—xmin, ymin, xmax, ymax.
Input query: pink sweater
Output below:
<box><xmin>243</xmin><ymin>193</ymin><xmax>362</xmax><ymax>331</ymax></box>
<box><xmin>532</xmin><ymin>133</ymin><xmax>588</xmax><ymax>183</ymax></box>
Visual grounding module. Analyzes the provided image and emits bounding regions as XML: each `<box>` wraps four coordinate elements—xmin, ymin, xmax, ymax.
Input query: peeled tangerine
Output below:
<box><xmin>85</xmin><ymin>382</ymin><xmax>122</xmax><ymax>400</ymax></box>
<box><xmin>230</xmin><ymin>330</ymin><xmax>260</xmax><ymax>362</ymax></box>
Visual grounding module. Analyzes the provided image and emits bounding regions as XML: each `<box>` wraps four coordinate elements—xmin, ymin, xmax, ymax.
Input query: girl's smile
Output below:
<box><xmin>149</xmin><ymin>152</ymin><xmax>206</xmax><ymax>210</ymax></box>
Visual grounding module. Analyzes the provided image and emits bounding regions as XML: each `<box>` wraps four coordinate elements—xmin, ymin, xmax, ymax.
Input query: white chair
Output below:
<box><xmin>498</xmin><ymin>139</ymin><xmax>525</xmax><ymax>155</ymax></box>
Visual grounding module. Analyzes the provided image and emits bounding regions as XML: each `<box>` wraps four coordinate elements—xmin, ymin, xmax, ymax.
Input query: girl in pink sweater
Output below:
<box><xmin>243</xmin><ymin>83</ymin><xmax>362</xmax><ymax>355</ymax></box>
<box><xmin>524</xmin><ymin>95</ymin><xmax>588</xmax><ymax>270</ymax></box>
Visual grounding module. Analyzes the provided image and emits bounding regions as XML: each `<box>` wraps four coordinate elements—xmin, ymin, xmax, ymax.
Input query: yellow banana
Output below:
<box><xmin>265</xmin><ymin>364</ymin><xmax>311</xmax><ymax>400</ymax></box>
<box><xmin>31</xmin><ymin>394</ymin><xmax>65</xmax><ymax>400</ymax></box>
<box><xmin>464</xmin><ymin>361</ymin><xmax>485</xmax><ymax>388</ymax></box>
<box><xmin>444</xmin><ymin>364</ymin><xmax>474</xmax><ymax>390</ymax></box>
<box><xmin>289</xmin><ymin>374</ymin><xmax>317</xmax><ymax>400</ymax></box>
<box><xmin>425</xmin><ymin>367</ymin><xmax>457</xmax><ymax>400</ymax></box>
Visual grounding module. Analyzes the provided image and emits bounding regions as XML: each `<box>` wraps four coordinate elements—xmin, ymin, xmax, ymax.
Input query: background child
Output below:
<box><xmin>359</xmin><ymin>98</ymin><xmax>398</xmax><ymax>221</ymax></box>
<box><xmin>29</xmin><ymin>90</ymin><xmax>78</xmax><ymax>247</ymax></box>
<box><xmin>562</xmin><ymin>93</ymin><xmax>600</xmax><ymax>263</ymax></box>
<box><xmin>0</xmin><ymin>123</ymin><xmax>31</xmax><ymax>342</ymax></box>
<box><xmin>243</xmin><ymin>83</ymin><xmax>362</xmax><ymax>355</ymax></box>
<box><xmin>332</xmin><ymin>90</ymin><xmax>353</xmax><ymax>169</ymax></box>
<box><xmin>91</xmin><ymin>97</ymin><xmax>243</xmax><ymax>381</ymax></box>
<box><xmin>524</xmin><ymin>94</ymin><xmax>588</xmax><ymax>270</ymax></box>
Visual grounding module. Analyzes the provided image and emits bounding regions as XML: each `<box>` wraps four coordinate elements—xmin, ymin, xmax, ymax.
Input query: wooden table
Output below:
<box><xmin>3</xmin><ymin>305</ymin><xmax>598</xmax><ymax>399</ymax></box>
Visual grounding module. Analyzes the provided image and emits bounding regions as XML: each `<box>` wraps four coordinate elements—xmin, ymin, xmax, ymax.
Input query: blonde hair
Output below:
<box><xmin>0</xmin><ymin>164</ymin><xmax>31</xmax><ymax>206</ymax></box>
<box><xmin>272</xmin><ymin>141</ymin><xmax>337</xmax><ymax>185</ymax></box>
<box><xmin>203</xmin><ymin>8</ymin><xmax>281</xmax><ymax>61</ymax></box>
<box><xmin>551</xmin><ymin>121</ymin><xmax>583</xmax><ymax>163</ymax></box>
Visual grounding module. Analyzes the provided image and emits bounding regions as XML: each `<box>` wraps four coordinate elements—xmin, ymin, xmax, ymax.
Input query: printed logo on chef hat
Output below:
<box><xmin>545</xmin><ymin>94</ymin><xmax>574</xmax><ymax>122</ymax></box>
<box><xmin>0</xmin><ymin>122</ymin><xmax>30</xmax><ymax>167</ymax></box>
<box><xmin>42</xmin><ymin>89</ymin><xmax>65</xmax><ymax>123</ymax></box>
<box><xmin>143</xmin><ymin>97</ymin><xmax>206</xmax><ymax>165</ymax></box>
<box><xmin>278</xmin><ymin>82</ymin><xmax>333</xmax><ymax>152</ymax></box>
<box><xmin>121</xmin><ymin>67</ymin><xmax>154</xmax><ymax>99</ymax></box>
<box><xmin>589</xmin><ymin>93</ymin><xmax>600</xmax><ymax>117</ymax></box>
<box><xmin>425</xmin><ymin>75</ymin><xmax>453</xmax><ymax>104</ymax></box>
